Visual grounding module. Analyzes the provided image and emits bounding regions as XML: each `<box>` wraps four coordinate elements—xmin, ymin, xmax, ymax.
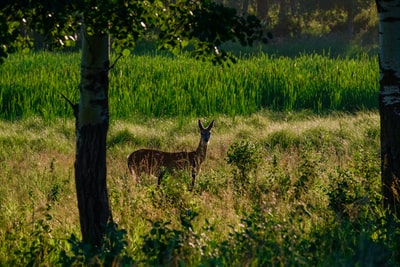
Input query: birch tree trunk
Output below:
<box><xmin>75</xmin><ymin>29</ymin><xmax>113</xmax><ymax>246</ymax></box>
<box><xmin>376</xmin><ymin>0</ymin><xmax>400</xmax><ymax>215</ymax></box>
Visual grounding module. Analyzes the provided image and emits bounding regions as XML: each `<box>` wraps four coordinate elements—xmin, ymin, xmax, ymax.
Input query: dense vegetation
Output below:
<box><xmin>0</xmin><ymin>48</ymin><xmax>378</xmax><ymax>121</ymax></box>
<box><xmin>1</xmin><ymin>111</ymin><xmax>397</xmax><ymax>266</ymax></box>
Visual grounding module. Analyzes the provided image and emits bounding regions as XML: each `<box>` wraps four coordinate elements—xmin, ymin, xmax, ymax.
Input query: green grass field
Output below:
<box><xmin>0</xmin><ymin>51</ymin><xmax>378</xmax><ymax>120</ymax></box>
<box><xmin>0</xmin><ymin>50</ymin><xmax>398</xmax><ymax>266</ymax></box>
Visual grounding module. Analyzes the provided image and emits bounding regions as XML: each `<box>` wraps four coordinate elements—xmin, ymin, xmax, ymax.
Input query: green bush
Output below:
<box><xmin>141</xmin><ymin>210</ymin><xmax>199</xmax><ymax>266</ymax></box>
<box><xmin>226</xmin><ymin>140</ymin><xmax>263</xmax><ymax>191</ymax></box>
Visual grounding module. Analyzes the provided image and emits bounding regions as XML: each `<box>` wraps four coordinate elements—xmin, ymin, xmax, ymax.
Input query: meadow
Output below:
<box><xmin>0</xmin><ymin>50</ymin><xmax>378</xmax><ymax>120</ymax></box>
<box><xmin>0</xmin><ymin>49</ymin><xmax>398</xmax><ymax>266</ymax></box>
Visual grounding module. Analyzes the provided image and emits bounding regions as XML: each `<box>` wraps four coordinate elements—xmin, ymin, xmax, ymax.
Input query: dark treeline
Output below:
<box><xmin>216</xmin><ymin>0</ymin><xmax>376</xmax><ymax>40</ymax></box>
<box><xmin>25</xmin><ymin>0</ymin><xmax>377</xmax><ymax>51</ymax></box>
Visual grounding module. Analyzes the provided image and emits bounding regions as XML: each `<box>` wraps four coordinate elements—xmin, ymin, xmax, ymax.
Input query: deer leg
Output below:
<box><xmin>189</xmin><ymin>159</ymin><xmax>197</xmax><ymax>191</ymax></box>
<box><xmin>157</xmin><ymin>170</ymin><xmax>165</xmax><ymax>187</ymax></box>
<box><xmin>189</xmin><ymin>172</ymin><xmax>196</xmax><ymax>191</ymax></box>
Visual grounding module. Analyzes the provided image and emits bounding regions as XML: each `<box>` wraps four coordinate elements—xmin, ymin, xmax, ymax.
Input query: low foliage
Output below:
<box><xmin>226</xmin><ymin>140</ymin><xmax>263</xmax><ymax>192</ymax></box>
<box><xmin>0</xmin><ymin>112</ymin><xmax>399</xmax><ymax>266</ymax></box>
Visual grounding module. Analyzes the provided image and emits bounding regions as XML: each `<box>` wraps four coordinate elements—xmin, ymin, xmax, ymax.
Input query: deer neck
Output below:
<box><xmin>195</xmin><ymin>140</ymin><xmax>208</xmax><ymax>164</ymax></box>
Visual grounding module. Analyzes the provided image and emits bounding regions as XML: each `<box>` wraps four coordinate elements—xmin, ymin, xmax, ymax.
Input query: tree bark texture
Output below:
<box><xmin>75</xmin><ymin>30</ymin><xmax>113</xmax><ymax>246</ymax></box>
<box><xmin>376</xmin><ymin>0</ymin><xmax>400</xmax><ymax>215</ymax></box>
<box><xmin>257</xmin><ymin>0</ymin><xmax>268</xmax><ymax>20</ymax></box>
<box><xmin>242</xmin><ymin>0</ymin><xmax>249</xmax><ymax>16</ymax></box>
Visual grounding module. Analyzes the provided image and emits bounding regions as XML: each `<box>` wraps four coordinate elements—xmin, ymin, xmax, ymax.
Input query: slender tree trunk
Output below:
<box><xmin>289</xmin><ymin>0</ymin><xmax>296</xmax><ymax>17</ymax></box>
<box><xmin>376</xmin><ymin>0</ymin><xmax>400</xmax><ymax>215</ymax></box>
<box><xmin>257</xmin><ymin>0</ymin><xmax>268</xmax><ymax>20</ymax></box>
<box><xmin>230</xmin><ymin>0</ymin><xmax>241</xmax><ymax>15</ymax></box>
<box><xmin>345</xmin><ymin>1</ymin><xmax>355</xmax><ymax>37</ymax></box>
<box><xmin>242</xmin><ymin>0</ymin><xmax>249</xmax><ymax>16</ymax></box>
<box><xmin>277</xmin><ymin>0</ymin><xmax>289</xmax><ymax>36</ymax></box>
<box><xmin>75</xmin><ymin>29</ymin><xmax>113</xmax><ymax>246</ymax></box>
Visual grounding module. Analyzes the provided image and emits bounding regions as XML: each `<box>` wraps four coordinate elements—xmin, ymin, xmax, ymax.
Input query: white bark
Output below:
<box><xmin>378</xmin><ymin>0</ymin><xmax>400</xmax><ymax>106</ymax></box>
<box><xmin>75</xmin><ymin>28</ymin><xmax>113</xmax><ymax>246</ymax></box>
<box><xmin>79</xmin><ymin>30</ymin><xmax>109</xmax><ymax>126</ymax></box>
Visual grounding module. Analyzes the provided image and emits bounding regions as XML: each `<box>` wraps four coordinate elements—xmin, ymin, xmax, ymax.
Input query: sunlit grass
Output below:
<box><xmin>0</xmin><ymin>111</ymin><xmax>388</xmax><ymax>265</ymax></box>
<box><xmin>0</xmin><ymin>52</ymin><xmax>378</xmax><ymax>120</ymax></box>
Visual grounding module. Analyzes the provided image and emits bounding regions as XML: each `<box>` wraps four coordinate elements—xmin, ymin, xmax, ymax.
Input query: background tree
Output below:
<box><xmin>257</xmin><ymin>0</ymin><xmax>269</xmax><ymax>21</ymax></box>
<box><xmin>214</xmin><ymin>0</ymin><xmax>377</xmax><ymax>39</ymax></box>
<box><xmin>376</xmin><ymin>0</ymin><xmax>400</xmax><ymax>216</ymax></box>
<box><xmin>0</xmin><ymin>0</ymin><xmax>264</xmax><ymax>248</ymax></box>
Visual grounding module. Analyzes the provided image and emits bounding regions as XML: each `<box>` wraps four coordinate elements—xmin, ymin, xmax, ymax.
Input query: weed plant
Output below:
<box><xmin>0</xmin><ymin>112</ymin><xmax>398</xmax><ymax>266</ymax></box>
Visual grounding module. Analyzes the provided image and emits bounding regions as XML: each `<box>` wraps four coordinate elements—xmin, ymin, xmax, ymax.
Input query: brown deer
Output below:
<box><xmin>127</xmin><ymin>120</ymin><xmax>214</xmax><ymax>190</ymax></box>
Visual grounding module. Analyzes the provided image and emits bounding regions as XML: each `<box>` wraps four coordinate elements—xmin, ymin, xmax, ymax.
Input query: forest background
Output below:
<box><xmin>28</xmin><ymin>0</ymin><xmax>378</xmax><ymax>57</ymax></box>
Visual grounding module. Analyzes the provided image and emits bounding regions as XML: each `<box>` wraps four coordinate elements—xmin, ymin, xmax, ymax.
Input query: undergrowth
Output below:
<box><xmin>0</xmin><ymin>111</ymin><xmax>398</xmax><ymax>266</ymax></box>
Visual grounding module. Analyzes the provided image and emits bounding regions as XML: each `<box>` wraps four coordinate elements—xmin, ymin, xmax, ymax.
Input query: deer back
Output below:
<box><xmin>127</xmin><ymin>119</ymin><xmax>214</xmax><ymax>188</ymax></box>
<box><xmin>127</xmin><ymin>148</ymin><xmax>196</xmax><ymax>178</ymax></box>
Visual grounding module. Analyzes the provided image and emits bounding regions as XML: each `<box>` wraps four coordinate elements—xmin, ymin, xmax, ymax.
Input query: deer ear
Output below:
<box><xmin>198</xmin><ymin>120</ymin><xmax>204</xmax><ymax>130</ymax></box>
<box><xmin>206</xmin><ymin>120</ymin><xmax>214</xmax><ymax>131</ymax></box>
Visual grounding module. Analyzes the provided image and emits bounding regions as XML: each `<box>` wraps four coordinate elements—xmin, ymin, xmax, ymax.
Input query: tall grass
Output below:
<box><xmin>0</xmin><ymin>51</ymin><xmax>378</xmax><ymax>120</ymax></box>
<box><xmin>0</xmin><ymin>52</ymin><xmax>80</xmax><ymax>120</ymax></box>
<box><xmin>1</xmin><ymin>112</ymin><xmax>398</xmax><ymax>266</ymax></box>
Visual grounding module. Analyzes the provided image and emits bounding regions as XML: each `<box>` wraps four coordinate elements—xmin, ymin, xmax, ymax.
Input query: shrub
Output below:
<box><xmin>141</xmin><ymin>210</ymin><xmax>199</xmax><ymax>266</ymax></box>
<box><xmin>226</xmin><ymin>140</ymin><xmax>263</xmax><ymax>191</ymax></box>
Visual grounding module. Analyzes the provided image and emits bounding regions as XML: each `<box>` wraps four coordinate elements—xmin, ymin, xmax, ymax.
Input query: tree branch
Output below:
<box><xmin>108</xmin><ymin>53</ymin><xmax>123</xmax><ymax>71</ymax></box>
<box><xmin>61</xmin><ymin>93</ymin><xmax>79</xmax><ymax>118</ymax></box>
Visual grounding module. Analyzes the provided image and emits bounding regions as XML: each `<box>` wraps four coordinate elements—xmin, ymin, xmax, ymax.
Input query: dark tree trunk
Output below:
<box><xmin>344</xmin><ymin>1</ymin><xmax>355</xmax><ymax>37</ymax></box>
<box><xmin>376</xmin><ymin>0</ymin><xmax>400</xmax><ymax>215</ymax></box>
<box><xmin>75</xmin><ymin>29</ymin><xmax>113</xmax><ymax>246</ymax></box>
<box><xmin>230</xmin><ymin>0</ymin><xmax>241</xmax><ymax>15</ymax></box>
<box><xmin>277</xmin><ymin>0</ymin><xmax>290</xmax><ymax>36</ymax></box>
<box><xmin>380</xmin><ymin>95</ymin><xmax>400</xmax><ymax>214</ymax></box>
<box><xmin>257</xmin><ymin>0</ymin><xmax>268</xmax><ymax>20</ymax></box>
<box><xmin>242</xmin><ymin>0</ymin><xmax>249</xmax><ymax>16</ymax></box>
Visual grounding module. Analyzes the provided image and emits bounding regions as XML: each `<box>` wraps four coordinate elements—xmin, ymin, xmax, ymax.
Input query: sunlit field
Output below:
<box><xmin>0</xmin><ymin>51</ymin><xmax>378</xmax><ymax>120</ymax></box>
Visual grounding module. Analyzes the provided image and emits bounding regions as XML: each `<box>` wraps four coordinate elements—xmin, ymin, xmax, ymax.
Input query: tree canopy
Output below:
<box><xmin>0</xmin><ymin>0</ymin><xmax>267</xmax><ymax>64</ymax></box>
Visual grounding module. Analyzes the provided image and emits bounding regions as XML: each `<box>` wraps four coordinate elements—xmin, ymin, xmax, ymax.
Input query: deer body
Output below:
<box><xmin>127</xmin><ymin>120</ymin><xmax>214</xmax><ymax>190</ymax></box>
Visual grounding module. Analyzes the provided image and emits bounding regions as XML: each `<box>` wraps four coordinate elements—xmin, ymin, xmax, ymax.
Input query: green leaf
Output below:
<box><xmin>181</xmin><ymin>39</ymin><xmax>189</xmax><ymax>48</ymax></box>
<box><xmin>122</xmin><ymin>48</ymin><xmax>131</xmax><ymax>57</ymax></box>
